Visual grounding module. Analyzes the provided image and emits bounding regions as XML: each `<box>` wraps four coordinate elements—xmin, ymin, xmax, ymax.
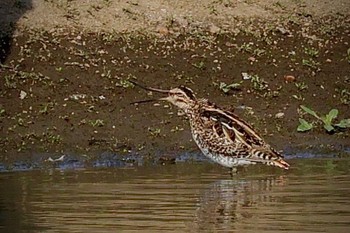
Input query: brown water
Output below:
<box><xmin>1</xmin><ymin>158</ymin><xmax>350</xmax><ymax>232</ymax></box>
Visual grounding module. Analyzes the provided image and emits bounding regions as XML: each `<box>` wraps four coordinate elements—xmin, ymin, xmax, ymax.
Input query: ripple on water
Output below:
<box><xmin>0</xmin><ymin>159</ymin><xmax>350</xmax><ymax>232</ymax></box>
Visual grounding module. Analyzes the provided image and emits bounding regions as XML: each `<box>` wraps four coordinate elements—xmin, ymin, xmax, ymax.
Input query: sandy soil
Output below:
<box><xmin>1</xmin><ymin>0</ymin><xmax>349</xmax><ymax>34</ymax></box>
<box><xmin>0</xmin><ymin>0</ymin><xmax>349</xmax><ymax>168</ymax></box>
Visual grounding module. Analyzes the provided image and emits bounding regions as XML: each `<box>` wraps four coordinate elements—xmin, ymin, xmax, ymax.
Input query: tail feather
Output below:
<box><xmin>270</xmin><ymin>159</ymin><xmax>290</xmax><ymax>170</ymax></box>
<box><xmin>239</xmin><ymin>158</ymin><xmax>290</xmax><ymax>170</ymax></box>
<box><xmin>250</xmin><ymin>147</ymin><xmax>290</xmax><ymax>170</ymax></box>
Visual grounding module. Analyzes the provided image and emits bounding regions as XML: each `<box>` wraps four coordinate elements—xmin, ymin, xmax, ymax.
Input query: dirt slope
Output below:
<box><xmin>0</xmin><ymin>0</ymin><xmax>349</xmax><ymax>166</ymax></box>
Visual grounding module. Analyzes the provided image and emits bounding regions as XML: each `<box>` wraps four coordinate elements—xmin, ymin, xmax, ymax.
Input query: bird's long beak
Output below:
<box><xmin>130</xmin><ymin>80</ymin><xmax>170</xmax><ymax>105</ymax></box>
<box><xmin>159</xmin><ymin>96</ymin><xmax>171</xmax><ymax>101</ymax></box>
<box><xmin>129</xmin><ymin>80</ymin><xmax>170</xmax><ymax>94</ymax></box>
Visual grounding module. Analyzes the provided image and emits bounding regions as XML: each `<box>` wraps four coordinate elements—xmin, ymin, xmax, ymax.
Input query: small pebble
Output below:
<box><xmin>284</xmin><ymin>75</ymin><xmax>296</xmax><ymax>83</ymax></box>
<box><xmin>275</xmin><ymin>112</ymin><xmax>285</xmax><ymax>119</ymax></box>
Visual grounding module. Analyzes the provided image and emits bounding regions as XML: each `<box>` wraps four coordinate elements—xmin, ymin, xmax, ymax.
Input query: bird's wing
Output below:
<box><xmin>200</xmin><ymin>106</ymin><xmax>265</xmax><ymax>148</ymax></box>
<box><xmin>198</xmin><ymin>102</ymin><xmax>289</xmax><ymax>169</ymax></box>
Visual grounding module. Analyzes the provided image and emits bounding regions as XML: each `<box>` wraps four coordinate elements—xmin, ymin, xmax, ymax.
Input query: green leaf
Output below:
<box><xmin>323</xmin><ymin>123</ymin><xmax>334</xmax><ymax>132</ymax></box>
<box><xmin>321</xmin><ymin>109</ymin><xmax>338</xmax><ymax>128</ymax></box>
<box><xmin>325</xmin><ymin>109</ymin><xmax>338</xmax><ymax>123</ymax></box>
<box><xmin>335</xmin><ymin>119</ymin><xmax>350</xmax><ymax>128</ymax></box>
<box><xmin>226</xmin><ymin>83</ymin><xmax>241</xmax><ymax>91</ymax></box>
<box><xmin>219</xmin><ymin>83</ymin><xmax>229</xmax><ymax>93</ymax></box>
<box><xmin>297</xmin><ymin>118</ymin><xmax>313</xmax><ymax>132</ymax></box>
<box><xmin>300</xmin><ymin>105</ymin><xmax>319</xmax><ymax>119</ymax></box>
<box><xmin>219</xmin><ymin>82</ymin><xmax>241</xmax><ymax>93</ymax></box>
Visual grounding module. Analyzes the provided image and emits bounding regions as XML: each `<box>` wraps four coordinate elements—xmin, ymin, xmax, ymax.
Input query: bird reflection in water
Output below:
<box><xmin>193</xmin><ymin>176</ymin><xmax>287</xmax><ymax>231</ymax></box>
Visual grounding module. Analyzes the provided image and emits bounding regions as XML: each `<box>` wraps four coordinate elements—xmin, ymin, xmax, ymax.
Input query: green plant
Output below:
<box><xmin>101</xmin><ymin>33</ymin><xmax>115</xmax><ymax>43</ymax></box>
<box><xmin>251</xmin><ymin>75</ymin><xmax>268</xmax><ymax>91</ymax></box>
<box><xmin>170</xmin><ymin>125</ymin><xmax>184</xmax><ymax>132</ymax></box>
<box><xmin>253</xmin><ymin>48</ymin><xmax>265</xmax><ymax>57</ymax></box>
<box><xmin>302</xmin><ymin>58</ymin><xmax>320</xmax><ymax>69</ymax></box>
<box><xmin>347</xmin><ymin>48</ymin><xmax>350</xmax><ymax>63</ymax></box>
<box><xmin>304</xmin><ymin>47</ymin><xmax>319</xmax><ymax>58</ymax></box>
<box><xmin>219</xmin><ymin>81</ymin><xmax>242</xmax><ymax>93</ymax></box>
<box><xmin>39</xmin><ymin>102</ymin><xmax>54</xmax><ymax>114</ymax></box>
<box><xmin>118</xmin><ymin>79</ymin><xmax>134</xmax><ymax>88</ymax></box>
<box><xmin>295</xmin><ymin>82</ymin><xmax>308</xmax><ymax>91</ymax></box>
<box><xmin>148</xmin><ymin>127</ymin><xmax>161</xmax><ymax>137</ymax></box>
<box><xmin>297</xmin><ymin>105</ymin><xmax>350</xmax><ymax>133</ymax></box>
<box><xmin>336</xmin><ymin>119</ymin><xmax>350</xmax><ymax>128</ymax></box>
<box><xmin>339</xmin><ymin>89</ymin><xmax>350</xmax><ymax>105</ymax></box>
<box><xmin>55</xmin><ymin>66</ymin><xmax>63</xmax><ymax>72</ymax></box>
<box><xmin>292</xmin><ymin>94</ymin><xmax>305</xmax><ymax>101</ymax></box>
<box><xmin>44</xmin><ymin>132</ymin><xmax>62</xmax><ymax>144</ymax></box>
<box><xmin>239</xmin><ymin>42</ymin><xmax>253</xmax><ymax>53</ymax></box>
<box><xmin>89</xmin><ymin>119</ymin><xmax>105</xmax><ymax>127</ymax></box>
<box><xmin>192</xmin><ymin>61</ymin><xmax>205</xmax><ymax>70</ymax></box>
<box><xmin>292</xmin><ymin>95</ymin><xmax>305</xmax><ymax>101</ymax></box>
<box><xmin>297</xmin><ymin>118</ymin><xmax>313</xmax><ymax>132</ymax></box>
<box><xmin>4</xmin><ymin>75</ymin><xmax>16</xmax><ymax>88</ymax></box>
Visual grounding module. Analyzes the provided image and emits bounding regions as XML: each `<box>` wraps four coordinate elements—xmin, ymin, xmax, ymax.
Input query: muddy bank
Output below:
<box><xmin>0</xmin><ymin>1</ymin><xmax>350</xmax><ymax>168</ymax></box>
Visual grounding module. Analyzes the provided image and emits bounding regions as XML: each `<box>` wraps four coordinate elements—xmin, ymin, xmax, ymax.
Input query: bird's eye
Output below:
<box><xmin>171</xmin><ymin>92</ymin><xmax>182</xmax><ymax>97</ymax></box>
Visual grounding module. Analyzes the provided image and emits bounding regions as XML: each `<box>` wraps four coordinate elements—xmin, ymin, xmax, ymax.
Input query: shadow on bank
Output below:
<box><xmin>0</xmin><ymin>0</ymin><xmax>32</xmax><ymax>63</ymax></box>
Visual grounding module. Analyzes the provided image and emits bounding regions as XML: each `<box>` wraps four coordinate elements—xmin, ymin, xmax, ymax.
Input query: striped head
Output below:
<box><xmin>130</xmin><ymin>81</ymin><xmax>197</xmax><ymax>112</ymax></box>
<box><xmin>160</xmin><ymin>86</ymin><xmax>197</xmax><ymax>111</ymax></box>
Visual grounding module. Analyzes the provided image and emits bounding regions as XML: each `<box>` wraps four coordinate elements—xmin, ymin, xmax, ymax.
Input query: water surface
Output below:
<box><xmin>1</xmin><ymin>158</ymin><xmax>350</xmax><ymax>232</ymax></box>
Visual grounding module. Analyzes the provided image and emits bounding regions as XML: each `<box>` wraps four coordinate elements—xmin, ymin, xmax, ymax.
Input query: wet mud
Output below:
<box><xmin>0</xmin><ymin>2</ymin><xmax>350</xmax><ymax>170</ymax></box>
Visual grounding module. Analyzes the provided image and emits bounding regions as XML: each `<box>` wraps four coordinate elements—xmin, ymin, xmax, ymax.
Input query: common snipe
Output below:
<box><xmin>131</xmin><ymin>81</ymin><xmax>290</xmax><ymax>172</ymax></box>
